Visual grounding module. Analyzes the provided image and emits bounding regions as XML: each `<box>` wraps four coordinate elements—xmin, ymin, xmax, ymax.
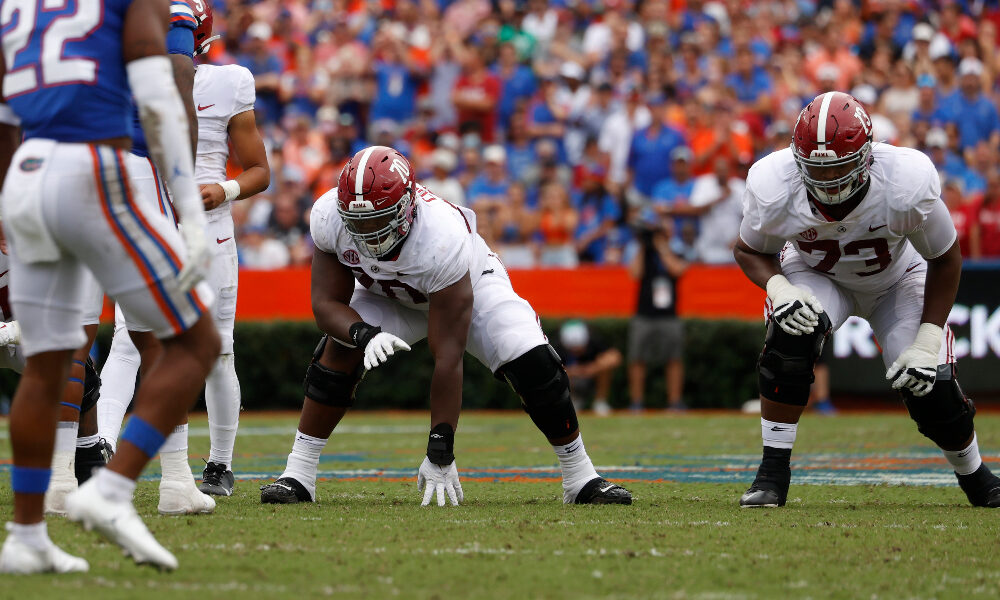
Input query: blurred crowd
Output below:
<box><xmin>205</xmin><ymin>0</ymin><xmax>1000</xmax><ymax>269</ymax></box>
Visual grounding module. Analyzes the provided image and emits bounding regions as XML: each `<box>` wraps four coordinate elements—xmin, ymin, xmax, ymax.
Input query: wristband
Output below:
<box><xmin>426</xmin><ymin>423</ymin><xmax>455</xmax><ymax>466</ymax></box>
<box><xmin>349</xmin><ymin>322</ymin><xmax>381</xmax><ymax>349</ymax></box>
<box><xmin>219</xmin><ymin>179</ymin><xmax>241</xmax><ymax>202</ymax></box>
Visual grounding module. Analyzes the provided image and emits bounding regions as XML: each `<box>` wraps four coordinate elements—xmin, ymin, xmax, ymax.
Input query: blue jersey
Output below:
<box><xmin>130</xmin><ymin>0</ymin><xmax>196</xmax><ymax>157</ymax></box>
<box><xmin>2</xmin><ymin>0</ymin><xmax>134</xmax><ymax>142</ymax></box>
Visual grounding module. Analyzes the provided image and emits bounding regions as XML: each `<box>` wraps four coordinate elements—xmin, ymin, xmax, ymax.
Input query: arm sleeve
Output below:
<box><xmin>425</xmin><ymin>232</ymin><xmax>474</xmax><ymax>294</ymax></box>
<box><xmin>905</xmin><ymin>198</ymin><xmax>958</xmax><ymax>259</ymax></box>
<box><xmin>233</xmin><ymin>69</ymin><xmax>257</xmax><ymax>116</ymax></box>
<box><xmin>309</xmin><ymin>194</ymin><xmax>339</xmax><ymax>254</ymax></box>
<box><xmin>738</xmin><ymin>181</ymin><xmax>786</xmax><ymax>253</ymax></box>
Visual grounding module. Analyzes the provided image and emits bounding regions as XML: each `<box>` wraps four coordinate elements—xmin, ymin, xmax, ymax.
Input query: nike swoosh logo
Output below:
<box><xmin>905</xmin><ymin>263</ymin><xmax>919</xmax><ymax>273</ymax></box>
<box><xmin>599</xmin><ymin>485</ymin><xmax>615</xmax><ymax>493</ymax></box>
<box><xmin>0</xmin><ymin>270</ymin><xmax>7</xmax><ymax>278</ymax></box>
<box><xmin>868</xmin><ymin>224</ymin><xmax>887</xmax><ymax>232</ymax></box>
<box><xmin>198</xmin><ymin>104</ymin><xmax>215</xmax><ymax>111</ymax></box>
<box><xmin>770</xmin><ymin>426</ymin><xmax>792</xmax><ymax>432</ymax></box>
<box><xmin>217</xmin><ymin>237</ymin><xmax>232</xmax><ymax>244</ymax></box>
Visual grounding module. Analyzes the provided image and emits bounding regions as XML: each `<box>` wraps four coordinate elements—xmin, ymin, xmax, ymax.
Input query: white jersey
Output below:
<box><xmin>740</xmin><ymin>145</ymin><xmax>957</xmax><ymax>294</ymax></box>
<box><xmin>311</xmin><ymin>183</ymin><xmax>491</xmax><ymax>310</ymax></box>
<box><xmin>193</xmin><ymin>64</ymin><xmax>256</xmax><ymax>217</ymax></box>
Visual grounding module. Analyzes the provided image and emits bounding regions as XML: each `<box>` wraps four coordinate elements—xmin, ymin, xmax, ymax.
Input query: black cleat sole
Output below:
<box><xmin>574</xmin><ymin>477</ymin><xmax>632</xmax><ymax>505</ymax></box>
<box><xmin>260</xmin><ymin>477</ymin><xmax>313</xmax><ymax>504</ymax></box>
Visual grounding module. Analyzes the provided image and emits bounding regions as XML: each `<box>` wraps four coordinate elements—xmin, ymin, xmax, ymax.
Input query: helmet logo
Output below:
<box><xmin>389</xmin><ymin>157</ymin><xmax>410</xmax><ymax>181</ymax></box>
<box><xmin>193</xmin><ymin>0</ymin><xmax>205</xmax><ymax>10</ymax></box>
<box><xmin>349</xmin><ymin>199</ymin><xmax>374</xmax><ymax>212</ymax></box>
<box><xmin>854</xmin><ymin>106</ymin><xmax>872</xmax><ymax>136</ymax></box>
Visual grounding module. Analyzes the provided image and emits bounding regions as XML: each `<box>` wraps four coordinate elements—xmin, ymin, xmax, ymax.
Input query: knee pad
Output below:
<box><xmin>499</xmin><ymin>344</ymin><xmax>578</xmax><ymax>439</ymax></box>
<box><xmin>80</xmin><ymin>357</ymin><xmax>101</xmax><ymax>414</ymax></box>
<box><xmin>902</xmin><ymin>365</ymin><xmax>976</xmax><ymax>449</ymax></box>
<box><xmin>303</xmin><ymin>336</ymin><xmax>361</xmax><ymax>407</ymax></box>
<box><xmin>757</xmin><ymin>312</ymin><xmax>832</xmax><ymax>406</ymax></box>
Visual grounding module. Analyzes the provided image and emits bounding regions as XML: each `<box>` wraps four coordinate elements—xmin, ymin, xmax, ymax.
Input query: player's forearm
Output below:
<box><xmin>234</xmin><ymin>165</ymin><xmax>270</xmax><ymax>200</ymax></box>
<box><xmin>429</xmin><ymin>356</ymin><xmax>463</xmax><ymax>431</ymax></box>
<box><xmin>733</xmin><ymin>241</ymin><xmax>781</xmax><ymax>290</ymax></box>
<box><xmin>312</xmin><ymin>300</ymin><xmax>364</xmax><ymax>344</ymax></box>
<box><xmin>920</xmin><ymin>241</ymin><xmax>962</xmax><ymax>327</ymax></box>
<box><xmin>169</xmin><ymin>54</ymin><xmax>197</xmax><ymax>155</ymax></box>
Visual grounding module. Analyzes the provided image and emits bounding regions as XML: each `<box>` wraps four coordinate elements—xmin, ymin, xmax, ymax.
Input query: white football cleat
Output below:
<box><xmin>65</xmin><ymin>478</ymin><xmax>178</xmax><ymax>571</ymax></box>
<box><xmin>0</xmin><ymin>523</ymin><xmax>88</xmax><ymax>574</ymax></box>
<box><xmin>158</xmin><ymin>479</ymin><xmax>216</xmax><ymax>516</ymax></box>
<box><xmin>44</xmin><ymin>451</ymin><xmax>78</xmax><ymax>516</ymax></box>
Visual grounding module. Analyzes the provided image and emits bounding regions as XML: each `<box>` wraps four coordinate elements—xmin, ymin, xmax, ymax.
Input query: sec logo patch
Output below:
<box><xmin>343</xmin><ymin>249</ymin><xmax>360</xmax><ymax>265</ymax></box>
<box><xmin>799</xmin><ymin>228</ymin><xmax>818</xmax><ymax>241</ymax></box>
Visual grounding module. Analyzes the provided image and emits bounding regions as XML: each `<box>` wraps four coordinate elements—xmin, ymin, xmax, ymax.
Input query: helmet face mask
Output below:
<box><xmin>338</xmin><ymin>192</ymin><xmax>412</xmax><ymax>258</ymax></box>
<box><xmin>336</xmin><ymin>146</ymin><xmax>416</xmax><ymax>259</ymax></box>
<box><xmin>791</xmin><ymin>91</ymin><xmax>874</xmax><ymax>206</ymax></box>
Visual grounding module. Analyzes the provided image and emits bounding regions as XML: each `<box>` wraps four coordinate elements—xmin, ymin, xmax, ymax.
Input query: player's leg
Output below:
<box><xmin>200</xmin><ymin>215</ymin><xmax>240</xmax><ymax>496</ymax></box>
<box><xmin>626</xmin><ymin>316</ymin><xmax>651</xmax><ymax>411</ymax></box>
<box><xmin>75</xmin><ymin>356</ymin><xmax>114</xmax><ymax>484</ymax></box>
<box><xmin>60</xmin><ymin>146</ymin><xmax>219</xmax><ymax>569</ymax></box>
<box><xmin>741</xmin><ymin>253</ymin><xmax>852</xmax><ymax>508</ymax></box>
<box><xmin>0</xmin><ymin>256</ymin><xmax>90</xmax><ymax>574</ymax></box>
<box><xmin>261</xmin><ymin>287</ymin><xmax>426</xmax><ymax>504</ymax></box>
<box><xmin>45</xmin><ymin>272</ymin><xmax>100</xmax><ymax>514</ymax></box>
<box><xmin>96</xmin><ymin>306</ymin><xmax>144</xmax><ymax>451</ymax></box>
<box><xmin>469</xmin><ymin>259</ymin><xmax>631</xmax><ymax>504</ymax></box>
<box><xmin>870</xmin><ymin>269</ymin><xmax>1000</xmax><ymax>507</ymax></box>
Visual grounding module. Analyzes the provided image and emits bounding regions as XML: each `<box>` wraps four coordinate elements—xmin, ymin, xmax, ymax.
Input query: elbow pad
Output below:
<box><xmin>126</xmin><ymin>56</ymin><xmax>203</xmax><ymax>226</ymax></box>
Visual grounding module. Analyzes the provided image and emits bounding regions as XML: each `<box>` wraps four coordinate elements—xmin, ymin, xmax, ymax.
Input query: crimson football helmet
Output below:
<box><xmin>337</xmin><ymin>146</ymin><xmax>416</xmax><ymax>259</ymax></box>
<box><xmin>792</xmin><ymin>91</ymin><xmax>874</xmax><ymax>205</ymax></box>
<box><xmin>189</xmin><ymin>0</ymin><xmax>220</xmax><ymax>56</ymax></box>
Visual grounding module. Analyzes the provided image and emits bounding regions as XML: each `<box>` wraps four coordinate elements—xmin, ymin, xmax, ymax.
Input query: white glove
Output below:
<box><xmin>176</xmin><ymin>216</ymin><xmax>211</xmax><ymax>293</ymax></box>
<box><xmin>363</xmin><ymin>332</ymin><xmax>411</xmax><ymax>370</ymax></box>
<box><xmin>766</xmin><ymin>274</ymin><xmax>825</xmax><ymax>335</ymax></box>
<box><xmin>886</xmin><ymin>323</ymin><xmax>942</xmax><ymax>397</ymax></box>
<box><xmin>417</xmin><ymin>456</ymin><xmax>463</xmax><ymax>507</ymax></box>
<box><xmin>0</xmin><ymin>320</ymin><xmax>20</xmax><ymax>346</ymax></box>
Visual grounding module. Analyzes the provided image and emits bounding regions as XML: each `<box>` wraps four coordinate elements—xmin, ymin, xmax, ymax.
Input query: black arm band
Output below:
<box><xmin>426</xmin><ymin>423</ymin><xmax>456</xmax><ymax>466</ymax></box>
<box><xmin>349</xmin><ymin>322</ymin><xmax>381</xmax><ymax>349</ymax></box>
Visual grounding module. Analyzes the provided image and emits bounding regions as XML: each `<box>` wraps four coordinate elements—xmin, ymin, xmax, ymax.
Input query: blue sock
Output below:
<box><xmin>11</xmin><ymin>466</ymin><xmax>51</xmax><ymax>494</ymax></box>
<box><xmin>120</xmin><ymin>416</ymin><xmax>166</xmax><ymax>458</ymax></box>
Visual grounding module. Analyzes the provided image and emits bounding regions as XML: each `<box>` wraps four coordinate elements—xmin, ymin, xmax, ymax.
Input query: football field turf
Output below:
<box><xmin>2</xmin><ymin>410</ymin><xmax>1000</xmax><ymax>599</ymax></box>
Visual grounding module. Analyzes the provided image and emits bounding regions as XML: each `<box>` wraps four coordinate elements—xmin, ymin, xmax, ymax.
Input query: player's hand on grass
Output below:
<box><xmin>887</xmin><ymin>323</ymin><xmax>942</xmax><ymax>397</ymax></box>
<box><xmin>200</xmin><ymin>184</ymin><xmax>227</xmax><ymax>211</ymax></box>
<box><xmin>417</xmin><ymin>457</ymin><xmax>463</xmax><ymax>507</ymax></box>
<box><xmin>177</xmin><ymin>216</ymin><xmax>212</xmax><ymax>292</ymax></box>
<box><xmin>363</xmin><ymin>332</ymin><xmax>411</xmax><ymax>370</ymax></box>
<box><xmin>766</xmin><ymin>274</ymin><xmax>824</xmax><ymax>335</ymax></box>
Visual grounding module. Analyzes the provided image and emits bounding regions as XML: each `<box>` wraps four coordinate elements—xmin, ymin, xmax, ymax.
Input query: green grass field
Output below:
<box><xmin>3</xmin><ymin>411</ymin><xmax>1000</xmax><ymax>599</ymax></box>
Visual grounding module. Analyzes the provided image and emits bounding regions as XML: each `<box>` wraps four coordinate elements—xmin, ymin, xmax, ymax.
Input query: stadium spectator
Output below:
<box><xmin>494</xmin><ymin>42</ymin><xmax>537</xmax><ymax>132</ymax></box>
<box><xmin>369</xmin><ymin>27</ymin><xmax>423</xmax><ymax>127</ymax></box>
<box><xmin>943</xmin><ymin>176</ymin><xmax>976</xmax><ymax>257</ymax></box>
<box><xmin>688</xmin><ymin>156</ymin><xmax>745</xmax><ymax>264</ymax></box>
<box><xmin>943</xmin><ymin>57</ymin><xmax>1000</xmax><ymax>155</ymax></box>
<box><xmin>551</xmin><ymin>320</ymin><xmax>623</xmax><ymax>417</ymax></box>
<box><xmin>453</xmin><ymin>45</ymin><xmax>501</xmax><ymax>144</ymax></box>
<box><xmin>423</xmin><ymin>148</ymin><xmax>465</xmax><ymax>208</ymax></box>
<box><xmin>467</xmin><ymin>145</ymin><xmax>510</xmax><ymax>245</ymax></box>
<box><xmin>970</xmin><ymin>170</ymin><xmax>1000</xmax><ymax>259</ymax></box>
<box><xmin>537</xmin><ymin>183</ymin><xmax>579</xmax><ymax>267</ymax></box>
<box><xmin>494</xmin><ymin>182</ymin><xmax>538</xmax><ymax>268</ymax></box>
<box><xmin>239</xmin><ymin>21</ymin><xmax>284</xmax><ymax>125</ymax></box>
<box><xmin>627</xmin><ymin>214</ymin><xmax>689</xmax><ymax>412</ymax></box>
<box><xmin>628</xmin><ymin>102</ymin><xmax>686</xmax><ymax>200</ymax></box>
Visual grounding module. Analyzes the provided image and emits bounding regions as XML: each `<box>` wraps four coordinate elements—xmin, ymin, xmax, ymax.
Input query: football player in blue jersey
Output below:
<box><xmin>45</xmin><ymin>0</ymin><xmax>205</xmax><ymax>517</ymax></box>
<box><xmin>0</xmin><ymin>0</ymin><xmax>219</xmax><ymax>573</ymax></box>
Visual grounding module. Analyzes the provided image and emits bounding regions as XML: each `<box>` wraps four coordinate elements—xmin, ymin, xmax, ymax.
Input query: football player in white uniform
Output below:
<box><xmin>260</xmin><ymin>146</ymin><xmax>632</xmax><ymax>507</ymax></box>
<box><xmin>96</xmin><ymin>0</ymin><xmax>268</xmax><ymax>502</ymax></box>
<box><xmin>734</xmin><ymin>91</ymin><xmax>1000</xmax><ymax>508</ymax></box>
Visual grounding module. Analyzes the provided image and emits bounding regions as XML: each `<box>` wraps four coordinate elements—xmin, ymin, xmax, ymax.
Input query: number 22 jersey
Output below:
<box><xmin>739</xmin><ymin>144</ymin><xmax>958</xmax><ymax>294</ymax></box>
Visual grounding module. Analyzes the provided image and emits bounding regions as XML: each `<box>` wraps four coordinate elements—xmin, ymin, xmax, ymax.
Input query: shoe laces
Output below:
<box><xmin>202</xmin><ymin>460</ymin><xmax>225</xmax><ymax>484</ymax></box>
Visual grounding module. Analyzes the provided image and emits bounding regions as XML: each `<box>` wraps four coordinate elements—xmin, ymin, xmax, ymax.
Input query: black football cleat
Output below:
<box><xmin>260</xmin><ymin>477</ymin><xmax>313</xmax><ymax>504</ymax></box>
<box><xmin>574</xmin><ymin>477</ymin><xmax>632</xmax><ymax>505</ymax></box>
<box><xmin>957</xmin><ymin>464</ymin><xmax>1000</xmax><ymax>508</ymax></box>
<box><xmin>199</xmin><ymin>461</ymin><xmax>236</xmax><ymax>496</ymax></box>
<box><xmin>740</xmin><ymin>448</ymin><xmax>791</xmax><ymax>508</ymax></box>
<box><xmin>74</xmin><ymin>438</ymin><xmax>114</xmax><ymax>485</ymax></box>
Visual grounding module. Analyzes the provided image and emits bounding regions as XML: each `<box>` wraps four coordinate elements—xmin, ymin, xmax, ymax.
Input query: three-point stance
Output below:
<box><xmin>260</xmin><ymin>146</ymin><xmax>631</xmax><ymax>507</ymax></box>
<box><xmin>734</xmin><ymin>91</ymin><xmax>1000</xmax><ymax>508</ymax></box>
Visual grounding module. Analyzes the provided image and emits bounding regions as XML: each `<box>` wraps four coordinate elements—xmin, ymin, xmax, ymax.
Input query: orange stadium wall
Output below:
<box><xmin>100</xmin><ymin>266</ymin><xmax>766</xmax><ymax>321</ymax></box>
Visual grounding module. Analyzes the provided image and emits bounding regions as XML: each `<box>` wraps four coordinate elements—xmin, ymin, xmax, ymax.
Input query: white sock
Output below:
<box><xmin>160</xmin><ymin>424</ymin><xmax>188</xmax><ymax>455</ymax></box>
<box><xmin>206</xmin><ymin>354</ymin><xmax>241</xmax><ymax>469</ymax></box>
<box><xmin>96</xmin><ymin>328</ymin><xmax>142</xmax><ymax>452</ymax></box>
<box><xmin>76</xmin><ymin>434</ymin><xmax>100</xmax><ymax>448</ymax></box>
<box><xmin>553</xmin><ymin>434</ymin><xmax>600</xmax><ymax>502</ymax></box>
<box><xmin>55</xmin><ymin>422</ymin><xmax>78</xmax><ymax>453</ymax></box>
<box><xmin>94</xmin><ymin>468</ymin><xmax>136</xmax><ymax>503</ymax></box>
<box><xmin>761</xmin><ymin>418</ymin><xmax>798</xmax><ymax>450</ymax></box>
<box><xmin>944</xmin><ymin>433</ymin><xmax>983</xmax><ymax>476</ymax></box>
<box><xmin>9</xmin><ymin>522</ymin><xmax>51</xmax><ymax>552</ymax></box>
<box><xmin>280</xmin><ymin>430</ymin><xmax>327</xmax><ymax>500</ymax></box>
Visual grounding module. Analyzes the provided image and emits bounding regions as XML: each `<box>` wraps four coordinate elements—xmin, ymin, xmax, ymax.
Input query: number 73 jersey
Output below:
<box><xmin>739</xmin><ymin>144</ymin><xmax>958</xmax><ymax>294</ymax></box>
